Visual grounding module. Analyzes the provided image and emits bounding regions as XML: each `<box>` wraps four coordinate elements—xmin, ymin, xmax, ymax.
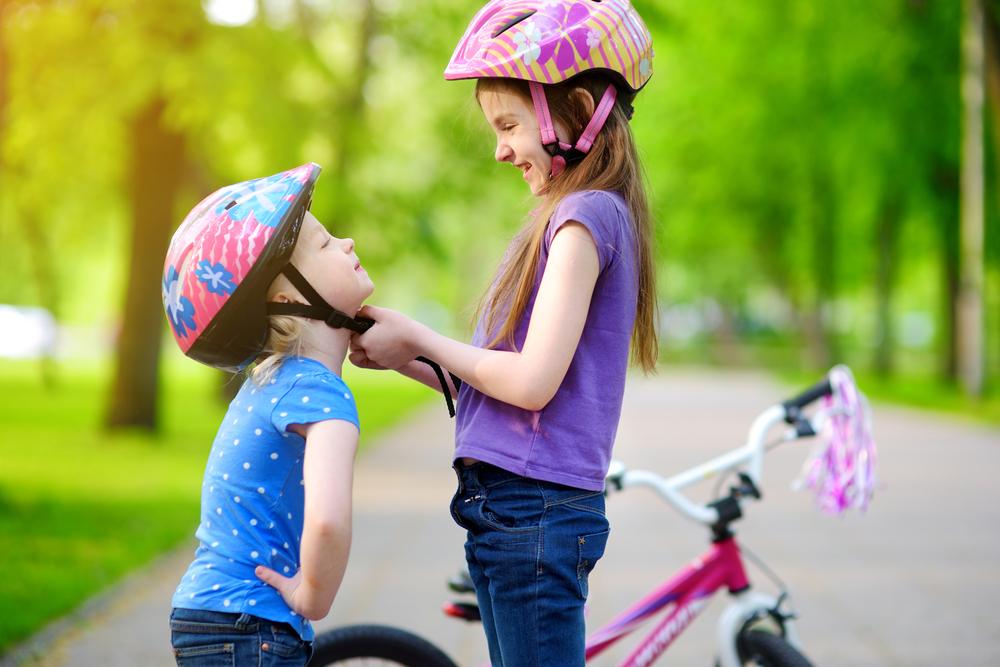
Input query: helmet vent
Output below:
<box><xmin>224</xmin><ymin>200</ymin><xmax>238</xmax><ymax>210</ymax></box>
<box><xmin>492</xmin><ymin>10</ymin><xmax>536</xmax><ymax>38</ymax></box>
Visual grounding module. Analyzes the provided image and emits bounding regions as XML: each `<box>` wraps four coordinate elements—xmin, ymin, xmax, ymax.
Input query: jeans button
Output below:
<box><xmin>262</xmin><ymin>642</ymin><xmax>270</xmax><ymax>652</ymax></box>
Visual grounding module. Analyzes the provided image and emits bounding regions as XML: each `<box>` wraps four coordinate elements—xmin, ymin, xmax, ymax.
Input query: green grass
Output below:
<box><xmin>0</xmin><ymin>358</ymin><xmax>434</xmax><ymax>654</ymax></box>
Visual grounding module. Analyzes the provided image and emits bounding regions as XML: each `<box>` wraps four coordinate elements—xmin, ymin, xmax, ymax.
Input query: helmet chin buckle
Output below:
<box><xmin>531</xmin><ymin>81</ymin><xmax>618</xmax><ymax>180</ymax></box>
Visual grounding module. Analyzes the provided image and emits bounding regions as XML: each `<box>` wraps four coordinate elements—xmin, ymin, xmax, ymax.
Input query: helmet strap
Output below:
<box><xmin>265</xmin><ymin>263</ymin><xmax>373</xmax><ymax>334</ymax></box>
<box><xmin>528</xmin><ymin>81</ymin><xmax>618</xmax><ymax>179</ymax></box>
<box><xmin>265</xmin><ymin>263</ymin><xmax>462</xmax><ymax>418</ymax></box>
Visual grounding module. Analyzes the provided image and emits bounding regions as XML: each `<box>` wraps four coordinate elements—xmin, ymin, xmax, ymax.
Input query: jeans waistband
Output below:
<box><xmin>453</xmin><ymin>460</ymin><xmax>526</xmax><ymax>489</ymax></box>
<box><xmin>170</xmin><ymin>608</ymin><xmax>298</xmax><ymax>636</ymax></box>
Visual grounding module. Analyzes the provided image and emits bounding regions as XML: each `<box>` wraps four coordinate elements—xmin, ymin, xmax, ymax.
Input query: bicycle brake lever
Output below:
<box><xmin>733</xmin><ymin>472</ymin><xmax>762</xmax><ymax>500</ymax></box>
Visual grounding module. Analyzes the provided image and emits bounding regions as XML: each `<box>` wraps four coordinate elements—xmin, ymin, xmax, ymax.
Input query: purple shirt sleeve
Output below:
<box><xmin>544</xmin><ymin>190</ymin><xmax>628</xmax><ymax>272</ymax></box>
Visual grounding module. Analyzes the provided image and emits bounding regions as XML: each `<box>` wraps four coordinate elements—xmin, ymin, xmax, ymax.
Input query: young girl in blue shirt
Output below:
<box><xmin>162</xmin><ymin>163</ymin><xmax>376</xmax><ymax>666</ymax></box>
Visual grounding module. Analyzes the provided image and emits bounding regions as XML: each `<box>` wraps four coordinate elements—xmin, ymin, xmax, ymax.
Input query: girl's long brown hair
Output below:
<box><xmin>475</xmin><ymin>74</ymin><xmax>658</xmax><ymax>373</ymax></box>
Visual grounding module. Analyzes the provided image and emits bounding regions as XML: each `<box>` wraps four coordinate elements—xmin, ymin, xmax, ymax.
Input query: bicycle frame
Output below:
<box><xmin>446</xmin><ymin>380</ymin><xmax>838</xmax><ymax>666</ymax></box>
<box><xmin>584</xmin><ymin>534</ymin><xmax>795</xmax><ymax>667</ymax></box>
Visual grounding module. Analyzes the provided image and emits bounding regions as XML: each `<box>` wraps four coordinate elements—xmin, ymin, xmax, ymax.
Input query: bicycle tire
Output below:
<box><xmin>308</xmin><ymin>624</ymin><xmax>459</xmax><ymax>667</ymax></box>
<box><xmin>736</xmin><ymin>629</ymin><xmax>815</xmax><ymax>667</ymax></box>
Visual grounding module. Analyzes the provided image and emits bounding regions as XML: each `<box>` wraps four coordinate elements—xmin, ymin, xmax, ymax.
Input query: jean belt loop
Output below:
<box><xmin>234</xmin><ymin>612</ymin><xmax>255</xmax><ymax>631</ymax></box>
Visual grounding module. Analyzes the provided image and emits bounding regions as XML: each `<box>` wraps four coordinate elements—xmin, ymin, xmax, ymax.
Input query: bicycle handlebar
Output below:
<box><xmin>781</xmin><ymin>377</ymin><xmax>833</xmax><ymax>414</ymax></box>
<box><xmin>605</xmin><ymin>374</ymin><xmax>835</xmax><ymax>526</ymax></box>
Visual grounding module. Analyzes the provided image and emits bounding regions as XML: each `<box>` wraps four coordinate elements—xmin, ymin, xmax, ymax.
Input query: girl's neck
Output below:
<box><xmin>297</xmin><ymin>323</ymin><xmax>352</xmax><ymax>376</ymax></box>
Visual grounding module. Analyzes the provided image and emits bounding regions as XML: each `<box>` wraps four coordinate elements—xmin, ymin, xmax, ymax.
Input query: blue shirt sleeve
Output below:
<box><xmin>270</xmin><ymin>372</ymin><xmax>359</xmax><ymax>434</ymax></box>
<box><xmin>545</xmin><ymin>190</ymin><xmax>629</xmax><ymax>272</ymax></box>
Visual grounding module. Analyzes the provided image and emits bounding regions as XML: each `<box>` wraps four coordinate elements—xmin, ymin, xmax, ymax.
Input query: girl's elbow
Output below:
<box><xmin>301</xmin><ymin>602</ymin><xmax>332</xmax><ymax>622</ymax></box>
<box><xmin>305</xmin><ymin>517</ymin><xmax>350</xmax><ymax>544</ymax></box>
<box><xmin>517</xmin><ymin>385</ymin><xmax>557</xmax><ymax>412</ymax></box>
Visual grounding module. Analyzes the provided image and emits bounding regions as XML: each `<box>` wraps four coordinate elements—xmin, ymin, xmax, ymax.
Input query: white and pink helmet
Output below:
<box><xmin>162</xmin><ymin>163</ymin><xmax>370</xmax><ymax>372</ymax></box>
<box><xmin>445</xmin><ymin>0</ymin><xmax>654</xmax><ymax>176</ymax></box>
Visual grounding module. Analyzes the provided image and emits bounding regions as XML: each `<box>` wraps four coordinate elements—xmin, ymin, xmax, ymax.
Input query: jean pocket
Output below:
<box><xmin>172</xmin><ymin>641</ymin><xmax>235</xmax><ymax>666</ymax></box>
<box><xmin>562</xmin><ymin>490</ymin><xmax>607</xmax><ymax>517</ymax></box>
<box><xmin>261</xmin><ymin>625</ymin><xmax>309</xmax><ymax>661</ymax></box>
<box><xmin>576</xmin><ymin>528</ymin><xmax>610</xmax><ymax>599</ymax></box>
<box><xmin>450</xmin><ymin>489</ymin><xmax>472</xmax><ymax>530</ymax></box>
<box><xmin>479</xmin><ymin>484</ymin><xmax>542</xmax><ymax>533</ymax></box>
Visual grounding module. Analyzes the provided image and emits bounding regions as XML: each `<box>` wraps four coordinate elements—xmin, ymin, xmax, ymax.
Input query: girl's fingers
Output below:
<box><xmin>255</xmin><ymin>565</ymin><xmax>286</xmax><ymax>592</ymax></box>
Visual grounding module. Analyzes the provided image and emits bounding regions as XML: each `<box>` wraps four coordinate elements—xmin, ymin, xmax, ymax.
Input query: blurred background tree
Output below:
<box><xmin>0</xmin><ymin>0</ymin><xmax>996</xmax><ymax>432</ymax></box>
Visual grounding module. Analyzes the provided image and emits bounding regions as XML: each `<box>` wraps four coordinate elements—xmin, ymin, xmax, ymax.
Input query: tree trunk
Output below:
<box><xmin>938</xmin><ymin>185</ymin><xmax>961</xmax><ymax>384</ymax></box>
<box><xmin>958</xmin><ymin>0</ymin><xmax>986</xmax><ymax>396</ymax></box>
<box><xmin>981</xmin><ymin>0</ymin><xmax>1000</xmax><ymax>392</ymax></box>
<box><xmin>330</xmin><ymin>0</ymin><xmax>375</xmax><ymax>234</ymax></box>
<box><xmin>873</xmin><ymin>194</ymin><xmax>903</xmax><ymax>377</ymax></box>
<box><xmin>806</xmin><ymin>169</ymin><xmax>839</xmax><ymax>370</ymax></box>
<box><xmin>105</xmin><ymin>97</ymin><xmax>185</xmax><ymax>431</ymax></box>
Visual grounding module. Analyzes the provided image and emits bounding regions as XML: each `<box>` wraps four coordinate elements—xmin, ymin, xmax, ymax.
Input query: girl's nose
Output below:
<box><xmin>495</xmin><ymin>140</ymin><xmax>513</xmax><ymax>163</ymax></box>
<box><xmin>340</xmin><ymin>237</ymin><xmax>355</xmax><ymax>253</ymax></box>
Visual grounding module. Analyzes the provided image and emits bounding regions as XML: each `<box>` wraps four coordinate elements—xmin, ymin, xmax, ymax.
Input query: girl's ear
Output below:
<box><xmin>571</xmin><ymin>87</ymin><xmax>596</xmax><ymax>120</ymax></box>
<box><xmin>267</xmin><ymin>274</ymin><xmax>301</xmax><ymax>305</ymax></box>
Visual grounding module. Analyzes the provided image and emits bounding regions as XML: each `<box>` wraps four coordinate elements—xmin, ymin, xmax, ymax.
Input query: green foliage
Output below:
<box><xmin>1</xmin><ymin>1</ymin><xmax>984</xmax><ymax>368</ymax></box>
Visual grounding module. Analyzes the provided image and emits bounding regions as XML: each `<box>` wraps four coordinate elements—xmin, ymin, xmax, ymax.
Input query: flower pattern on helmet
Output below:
<box><xmin>196</xmin><ymin>260</ymin><xmax>236</xmax><ymax>296</ymax></box>
<box><xmin>445</xmin><ymin>1</ymin><xmax>654</xmax><ymax>93</ymax></box>
<box><xmin>586</xmin><ymin>28</ymin><xmax>601</xmax><ymax>51</ymax></box>
<box><xmin>163</xmin><ymin>266</ymin><xmax>197</xmax><ymax>338</ymax></box>
<box><xmin>535</xmin><ymin>1</ymin><xmax>593</xmax><ymax>71</ymax></box>
<box><xmin>214</xmin><ymin>178</ymin><xmax>293</xmax><ymax>228</ymax></box>
<box><xmin>162</xmin><ymin>163</ymin><xmax>321</xmax><ymax>367</ymax></box>
<box><xmin>513</xmin><ymin>20</ymin><xmax>543</xmax><ymax>66</ymax></box>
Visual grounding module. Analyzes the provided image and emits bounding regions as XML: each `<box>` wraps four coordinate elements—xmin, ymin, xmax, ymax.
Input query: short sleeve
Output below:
<box><xmin>545</xmin><ymin>190</ymin><xmax>628</xmax><ymax>272</ymax></box>
<box><xmin>271</xmin><ymin>372</ymin><xmax>359</xmax><ymax>434</ymax></box>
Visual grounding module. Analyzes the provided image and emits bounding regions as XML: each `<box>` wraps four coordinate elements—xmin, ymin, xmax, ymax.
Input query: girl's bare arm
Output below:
<box><xmin>255</xmin><ymin>419</ymin><xmax>357</xmax><ymax>620</ymax></box>
<box><xmin>356</xmin><ymin>222</ymin><xmax>599</xmax><ymax>411</ymax></box>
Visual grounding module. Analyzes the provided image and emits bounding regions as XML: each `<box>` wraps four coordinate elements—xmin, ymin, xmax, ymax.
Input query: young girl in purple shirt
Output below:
<box><xmin>351</xmin><ymin>2</ymin><xmax>658</xmax><ymax>664</ymax></box>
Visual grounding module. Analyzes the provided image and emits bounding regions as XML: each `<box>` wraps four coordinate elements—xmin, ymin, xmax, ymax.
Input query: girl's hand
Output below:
<box><xmin>255</xmin><ymin>566</ymin><xmax>310</xmax><ymax>617</ymax></box>
<box><xmin>348</xmin><ymin>337</ymin><xmax>387</xmax><ymax>371</ymax></box>
<box><xmin>352</xmin><ymin>305</ymin><xmax>422</xmax><ymax>370</ymax></box>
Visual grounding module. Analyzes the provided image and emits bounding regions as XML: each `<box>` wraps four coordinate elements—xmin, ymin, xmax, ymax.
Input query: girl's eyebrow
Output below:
<box><xmin>311</xmin><ymin>225</ymin><xmax>329</xmax><ymax>244</ymax></box>
<box><xmin>491</xmin><ymin>113</ymin><xmax>517</xmax><ymax>127</ymax></box>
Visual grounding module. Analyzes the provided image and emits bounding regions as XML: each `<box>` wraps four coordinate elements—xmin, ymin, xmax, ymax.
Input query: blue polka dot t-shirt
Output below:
<box><xmin>172</xmin><ymin>356</ymin><xmax>359</xmax><ymax>640</ymax></box>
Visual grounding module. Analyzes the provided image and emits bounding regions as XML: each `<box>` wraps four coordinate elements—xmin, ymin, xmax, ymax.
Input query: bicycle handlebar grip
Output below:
<box><xmin>781</xmin><ymin>376</ymin><xmax>832</xmax><ymax>414</ymax></box>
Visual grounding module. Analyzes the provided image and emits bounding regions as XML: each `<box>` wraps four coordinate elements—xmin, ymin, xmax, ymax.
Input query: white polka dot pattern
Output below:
<box><xmin>172</xmin><ymin>356</ymin><xmax>358</xmax><ymax>642</ymax></box>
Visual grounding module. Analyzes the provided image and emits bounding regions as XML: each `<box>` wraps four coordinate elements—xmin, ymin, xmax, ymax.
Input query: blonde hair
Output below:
<box><xmin>250</xmin><ymin>276</ymin><xmax>308</xmax><ymax>385</ymax></box>
<box><xmin>474</xmin><ymin>74</ymin><xmax>659</xmax><ymax>373</ymax></box>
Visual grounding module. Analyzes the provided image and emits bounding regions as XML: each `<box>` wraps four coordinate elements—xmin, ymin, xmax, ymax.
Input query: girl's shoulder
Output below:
<box><xmin>547</xmin><ymin>189</ymin><xmax>630</xmax><ymax>253</ymax></box>
<box><xmin>247</xmin><ymin>356</ymin><xmax>352</xmax><ymax>399</ymax></box>
<box><xmin>554</xmin><ymin>189</ymin><xmax>628</xmax><ymax>219</ymax></box>
<box><xmin>267</xmin><ymin>357</ymin><xmax>359</xmax><ymax>431</ymax></box>
<box><xmin>277</xmin><ymin>356</ymin><xmax>350</xmax><ymax>389</ymax></box>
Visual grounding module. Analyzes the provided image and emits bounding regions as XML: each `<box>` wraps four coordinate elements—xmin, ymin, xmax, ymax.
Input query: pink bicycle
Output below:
<box><xmin>310</xmin><ymin>366</ymin><xmax>878</xmax><ymax>666</ymax></box>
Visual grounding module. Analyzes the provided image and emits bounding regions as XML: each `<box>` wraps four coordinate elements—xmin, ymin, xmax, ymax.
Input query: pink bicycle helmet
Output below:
<box><xmin>445</xmin><ymin>0</ymin><xmax>653</xmax><ymax>176</ymax></box>
<box><xmin>162</xmin><ymin>163</ymin><xmax>371</xmax><ymax>372</ymax></box>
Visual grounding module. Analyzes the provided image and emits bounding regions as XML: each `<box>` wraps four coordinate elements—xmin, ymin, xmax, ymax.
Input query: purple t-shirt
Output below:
<box><xmin>454</xmin><ymin>190</ymin><xmax>639</xmax><ymax>491</ymax></box>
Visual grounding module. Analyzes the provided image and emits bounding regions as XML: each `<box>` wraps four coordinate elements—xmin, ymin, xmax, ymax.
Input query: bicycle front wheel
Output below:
<box><xmin>736</xmin><ymin>630</ymin><xmax>815</xmax><ymax>667</ymax></box>
<box><xmin>309</xmin><ymin>624</ymin><xmax>458</xmax><ymax>667</ymax></box>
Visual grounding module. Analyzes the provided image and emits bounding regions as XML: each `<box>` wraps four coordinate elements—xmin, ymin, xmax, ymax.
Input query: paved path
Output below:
<box><xmin>4</xmin><ymin>369</ymin><xmax>999</xmax><ymax>666</ymax></box>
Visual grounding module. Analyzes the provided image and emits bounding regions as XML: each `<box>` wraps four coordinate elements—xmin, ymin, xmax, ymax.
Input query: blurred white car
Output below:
<box><xmin>0</xmin><ymin>304</ymin><xmax>57</xmax><ymax>359</ymax></box>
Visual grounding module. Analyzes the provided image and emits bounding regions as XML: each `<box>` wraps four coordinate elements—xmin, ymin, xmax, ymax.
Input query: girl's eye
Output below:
<box><xmin>502</xmin><ymin>124</ymin><xmax>516</xmax><ymax>132</ymax></box>
<box><xmin>321</xmin><ymin>238</ymin><xmax>330</xmax><ymax>249</ymax></box>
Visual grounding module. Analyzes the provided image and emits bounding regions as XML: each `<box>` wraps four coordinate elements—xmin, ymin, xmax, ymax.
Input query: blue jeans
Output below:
<box><xmin>169</xmin><ymin>608</ymin><xmax>312</xmax><ymax>666</ymax></box>
<box><xmin>450</xmin><ymin>461</ymin><xmax>610</xmax><ymax>667</ymax></box>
